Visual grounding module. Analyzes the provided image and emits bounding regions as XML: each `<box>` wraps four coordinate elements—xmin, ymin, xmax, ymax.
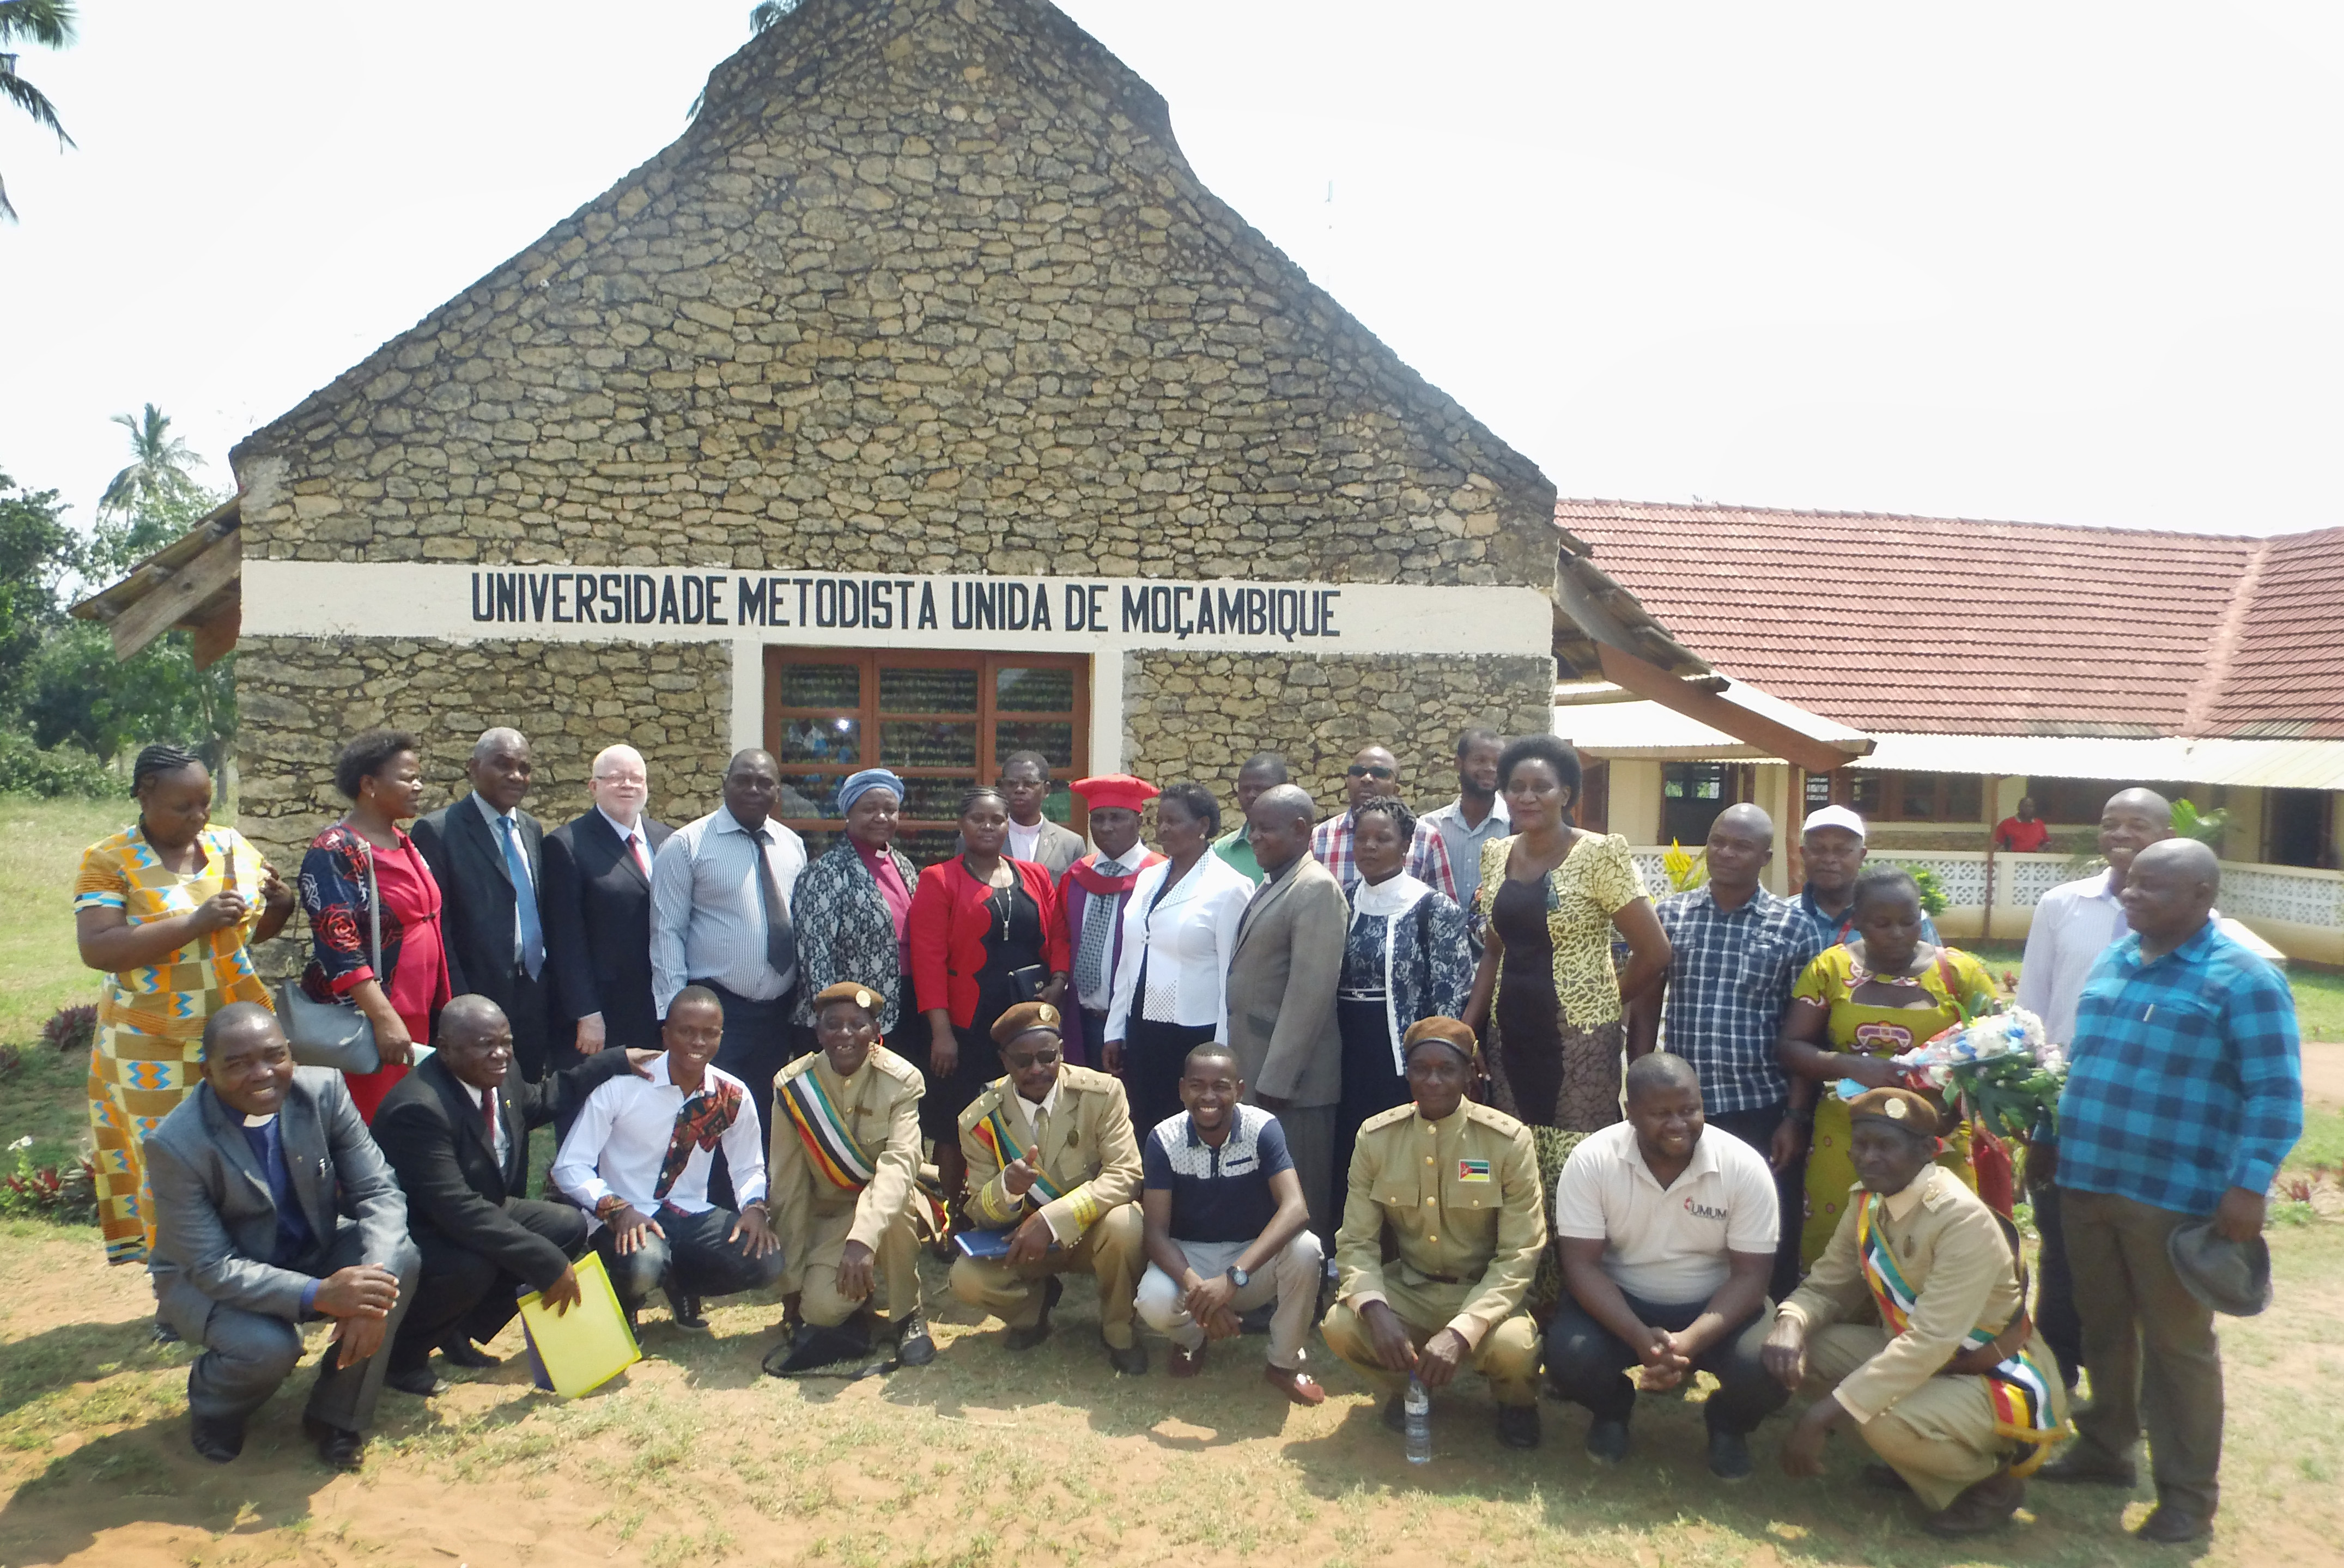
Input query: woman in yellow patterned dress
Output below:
<box><xmin>1776</xmin><ymin>861</ymin><xmax>1995</xmax><ymax>1266</ymax></box>
<box><xmin>1462</xmin><ymin>733</ymin><xmax>1672</xmax><ymax>1131</ymax></box>
<box><xmin>73</xmin><ymin>745</ymin><xmax>295</xmax><ymax>1272</ymax></box>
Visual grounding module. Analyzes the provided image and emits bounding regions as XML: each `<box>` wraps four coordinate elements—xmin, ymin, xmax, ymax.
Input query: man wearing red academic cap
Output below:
<box><xmin>1057</xmin><ymin>775</ymin><xmax>1168</xmax><ymax>1067</ymax></box>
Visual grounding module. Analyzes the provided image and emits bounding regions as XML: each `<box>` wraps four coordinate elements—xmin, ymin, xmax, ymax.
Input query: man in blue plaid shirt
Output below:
<box><xmin>1628</xmin><ymin>804</ymin><xmax>1824</xmax><ymax>1300</ymax></box>
<box><xmin>2043</xmin><ymin>840</ymin><xmax>2300</xmax><ymax>1545</ymax></box>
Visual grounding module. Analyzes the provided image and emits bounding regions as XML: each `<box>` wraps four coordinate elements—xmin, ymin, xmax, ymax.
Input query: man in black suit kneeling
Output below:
<box><xmin>371</xmin><ymin>995</ymin><xmax>656</xmax><ymax>1393</ymax></box>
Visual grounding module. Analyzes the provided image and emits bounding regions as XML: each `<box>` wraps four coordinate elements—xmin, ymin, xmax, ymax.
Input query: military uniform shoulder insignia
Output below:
<box><xmin>1359</xmin><ymin>1103</ymin><xmax>1417</xmax><ymax>1135</ymax></box>
<box><xmin>1463</xmin><ymin>1100</ymin><xmax>1528</xmax><ymax>1136</ymax></box>
<box><xmin>778</xmin><ymin>1053</ymin><xmax>818</xmax><ymax>1083</ymax></box>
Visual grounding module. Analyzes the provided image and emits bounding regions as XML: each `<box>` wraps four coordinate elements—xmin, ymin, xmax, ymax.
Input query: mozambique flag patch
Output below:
<box><xmin>1456</xmin><ymin>1158</ymin><xmax>1492</xmax><ymax>1183</ymax></box>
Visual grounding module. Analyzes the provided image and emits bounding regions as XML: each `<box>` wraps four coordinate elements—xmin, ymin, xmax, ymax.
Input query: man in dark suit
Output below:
<box><xmin>371</xmin><ymin>994</ymin><xmax>655</xmax><ymax>1393</ymax></box>
<box><xmin>413</xmin><ymin>726</ymin><xmax>551</xmax><ymax>1080</ymax></box>
<box><xmin>542</xmin><ymin>743</ymin><xmax>673</xmax><ymax>1087</ymax></box>
<box><xmin>146</xmin><ymin>1003</ymin><xmax>419</xmax><ymax>1472</ymax></box>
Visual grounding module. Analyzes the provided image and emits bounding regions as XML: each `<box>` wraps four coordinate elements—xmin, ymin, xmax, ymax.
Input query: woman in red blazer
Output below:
<box><xmin>909</xmin><ymin>786</ymin><xmax>1071</xmax><ymax>1210</ymax></box>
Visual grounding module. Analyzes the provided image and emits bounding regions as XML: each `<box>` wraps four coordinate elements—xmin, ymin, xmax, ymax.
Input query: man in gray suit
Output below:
<box><xmin>1222</xmin><ymin>784</ymin><xmax>1350</xmax><ymax>1244</ymax></box>
<box><xmin>147</xmin><ymin>1002</ymin><xmax>421</xmax><ymax>1472</ymax></box>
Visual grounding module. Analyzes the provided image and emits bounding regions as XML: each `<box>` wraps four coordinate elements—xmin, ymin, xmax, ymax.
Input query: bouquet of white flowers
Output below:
<box><xmin>1888</xmin><ymin>1006</ymin><xmax>2066</xmax><ymax>1140</ymax></box>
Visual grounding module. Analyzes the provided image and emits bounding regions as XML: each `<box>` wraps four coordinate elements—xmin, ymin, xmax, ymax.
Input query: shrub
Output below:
<box><xmin>41</xmin><ymin>1003</ymin><xmax>95</xmax><ymax>1055</ymax></box>
<box><xmin>0</xmin><ymin>731</ymin><xmax>114</xmax><ymax>798</ymax></box>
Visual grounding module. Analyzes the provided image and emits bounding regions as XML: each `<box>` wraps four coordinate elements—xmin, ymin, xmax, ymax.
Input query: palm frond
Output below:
<box><xmin>0</xmin><ymin>0</ymin><xmax>78</xmax><ymax>51</ymax></box>
<box><xmin>1</xmin><ymin>64</ymin><xmax>73</xmax><ymax>146</ymax></box>
<box><xmin>750</xmin><ymin>0</ymin><xmax>798</xmax><ymax>35</ymax></box>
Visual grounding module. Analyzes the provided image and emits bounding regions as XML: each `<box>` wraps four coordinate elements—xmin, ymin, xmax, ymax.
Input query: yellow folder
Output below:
<box><xmin>515</xmin><ymin>1250</ymin><xmax>641</xmax><ymax>1398</ymax></box>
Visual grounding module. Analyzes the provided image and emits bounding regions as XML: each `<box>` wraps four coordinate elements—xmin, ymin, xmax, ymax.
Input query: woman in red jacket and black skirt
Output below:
<box><xmin>908</xmin><ymin>786</ymin><xmax>1071</xmax><ymax>1214</ymax></box>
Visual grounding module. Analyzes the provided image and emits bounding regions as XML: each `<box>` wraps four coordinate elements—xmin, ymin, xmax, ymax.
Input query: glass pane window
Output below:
<box><xmin>994</xmin><ymin>720</ymin><xmax>1075</xmax><ymax>770</ymax></box>
<box><xmin>882</xmin><ymin>720</ymin><xmax>978</xmax><ymax>770</ymax></box>
<box><xmin>996</xmin><ymin>666</ymin><xmax>1076</xmax><ymax>713</ymax></box>
<box><xmin>1947</xmin><ymin>774</ymin><xmax>1983</xmax><ymax>822</ymax></box>
<box><xmin>779</xmin><ymin>773</ymin><xmax>847</xmax><ymax>820</ymax></box>
<box><xmin>880</xmin><ymin>665</ymin><xmax>979</xmax><ymax>715</ymax></box>
<box><xmin>1901</xmin><ymin>774</ymin><xmax>1940</xmax><ymax>819</ymax></box>
<box><xmin>780</xmin><ymin>716</ymin><xmax>860</xmax><ymax>765</ymax></box>
<box><xmin>780</xmin><ymin>663</ymin><xmax>860</xmax><ymax>710</ymax></box>
<box><xmin>898</xmin><ymin>775</ymin><xmax>981</xmax><ymax>820</ymax></box>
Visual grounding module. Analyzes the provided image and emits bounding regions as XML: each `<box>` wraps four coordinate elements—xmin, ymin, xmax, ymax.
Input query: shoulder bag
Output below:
<box><xmin>274</xmin><ymin>835</ymin><xmax>385</xmax><ymax>1074</ymax></box>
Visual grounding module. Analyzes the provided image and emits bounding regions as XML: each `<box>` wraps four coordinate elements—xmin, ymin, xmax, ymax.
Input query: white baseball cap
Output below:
<box><xmin>1802</xmin><ymin>804</ymin><xmax>1867</xmax><ymax>840</ymax></box>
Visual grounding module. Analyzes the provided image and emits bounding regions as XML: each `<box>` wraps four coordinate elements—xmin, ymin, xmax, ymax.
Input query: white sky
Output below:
<box><xmin>4</xmin><ymin>1</ymin><xmax>2340</xmax><ymax>542</ymax></box>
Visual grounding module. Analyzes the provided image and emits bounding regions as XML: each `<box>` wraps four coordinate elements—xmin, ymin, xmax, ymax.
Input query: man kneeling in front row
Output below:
<box><xmin>1320</xmin><ymin>1018</ymin><xmax>1549</xmax><ymax>1449</ymax></box>
<box><xmin>950</xmin><ymin>1002</ymin><xmax>1149</xmax><ymax>1372</ymax></box>
<box><xmin>769</xmin><ymin>982</ymin><xmax>934</xmax><ymax>1370</ymax></box>
<box><xmin>1765</xmin><ymin>1089</ymin><xmax>2070</xmax><ymax>1536</ymax></box>
<box><xmin>551</xmin><ymin>984</ymin><xmax>785</xmax><ymax>1332</ymax></box>
<box><xmin>1546</xmin><ymin>1052</ymin><xmax>1789</xmax><ymax>1479</ymax></box>
<box><xmin>1135</xmin><ymin>1044</ymin><xmax>1326</xmax><ymax>1404</ymax></box>
<box><xmin>147</xmin><ymin>1003</ymin><xmax>419</xmax><ymax>1472</ymax></box>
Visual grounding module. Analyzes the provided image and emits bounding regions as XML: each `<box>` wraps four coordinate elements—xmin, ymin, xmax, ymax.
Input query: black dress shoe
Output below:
<box><xmin>1584</xmin><ymin>1417</ymin><xmax>1629</xmax><ymax>1464</ymax></box>
<box><xmin>302</xmin><ymin>1415</ymin><xmax>366</xmax><ymax>1472</ymax></box>
<box><xmin>2038</xmin><ymin>1452</ymin><xmax>2139</xmax><ymax>1487</ymax></box>
<box><xmin>895</xmin><ymin>1312</ymin><xmax>937</xmax><ymax>1368</ymax></box>
<box><xmin>666</xmin><ymin>1289</ymin><xmax>710</xmax><ymax>1333</ymax></box>
<box><xmin>2136</xmin><ymin>1505</ymin><xmax>2213</xmax><ymax>1544</ymax></box>
<box><xmin>1104</xmin><ymin>1338</ymin><xmax>1149</xmax><ymax>1376</ymax></box>
<box><xmin>1495</xmin><ymin>1404</ymin><xmax>1542</xmax><ymax>1450</ymax></box>
<box><xmin>1382</xmin><ymin>1393</ymin><xmax>1407</xmax><ymax>1433</ymax></box>
<box><xmin>385</xmin><ymin>1365</ymin><xmax>450</xmax><ymax>1397</ymax></box>
<box><xmin>438</xmin><ymin>1338</ymin><xmax>500</xmax><ymax>1369</ymax></box>
<box><xmin>1004</xmin><ymin>1277</ymin><xmax>1062</xmax><ymax>1351</ymax></box>
<box><xmin>189</xmin><ymin>1413</ymin><xmax>244</xmax><ymax>1464</ymax></box>
<box><xmin>1707</xmin><ymin>1427</ymin><xmax>1752</xmax><ymax>1481</ymax></box>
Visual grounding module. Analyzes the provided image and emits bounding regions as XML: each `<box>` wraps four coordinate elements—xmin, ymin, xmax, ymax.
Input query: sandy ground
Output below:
<box><xmin>2302</xmin><ymin>1041</ymin><xmax>2344</xmax><ymax>1109</ymax></box>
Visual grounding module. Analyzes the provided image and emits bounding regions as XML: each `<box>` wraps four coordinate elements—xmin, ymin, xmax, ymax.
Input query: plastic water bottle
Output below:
<box><xmin>1403</xmin><ymin>1375</ymin><xmax>1432</xmax><ymax>1464</ymax></box>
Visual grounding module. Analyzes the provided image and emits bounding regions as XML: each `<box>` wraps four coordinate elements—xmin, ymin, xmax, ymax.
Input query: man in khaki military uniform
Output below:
<box><xmin>1765</xmin><ymin>1088</ymin><xmax>2070</xmax><ymax>1537</ymax></box>
<box><xmin>949</xmin><ymin>1001</ymin><xmax>1149</xmax><ymax>1373</ymax></box>
<box><xmin>1321</xmin><ymin>1017</ymin><xmax>1549</xmax><ymax>1449</ymax></box>
<box><xmin>769</xmin><ymin>982</ymin><xmax>934</xmax><ymax>1371</ymax></box>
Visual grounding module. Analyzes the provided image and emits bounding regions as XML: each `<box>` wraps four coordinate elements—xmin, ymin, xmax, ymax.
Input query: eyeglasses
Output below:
<box><xmin>1003</xmin><ymin>1048</ymin><xmax>1062</xmax><ymax>1070</ymax></box>
<box><xmin>1346</xmin><ymin>764</ymin><xmax>1395</xmax><ymax>780</ymax></box>
<box><xmin>594</xmin><ymin>771</ymin><xmax>647</xmax><ymax>786</ymax></box>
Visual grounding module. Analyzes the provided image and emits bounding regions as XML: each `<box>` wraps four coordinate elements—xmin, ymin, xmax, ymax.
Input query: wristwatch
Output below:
<box><xmin>1226</xmin><ymin>1265</ymin><xmax>1250</xmax><ymax>1289</ymax></box>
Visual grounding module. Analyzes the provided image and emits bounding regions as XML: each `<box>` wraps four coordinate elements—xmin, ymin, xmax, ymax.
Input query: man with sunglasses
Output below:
<box><xmin>1310</xmin><ymin>745</ymin><xmax>1459</xmax><ymax>902</ymax></box>
<box><xmin>948</xmin><ymin>1001</ymin><xmax>1149</xmax><ymax>1372</ymax></box>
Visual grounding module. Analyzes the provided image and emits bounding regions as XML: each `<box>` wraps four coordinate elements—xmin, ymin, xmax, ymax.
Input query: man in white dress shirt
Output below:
<box><xmin>1418</xmin><ymin>728</ymin><xmax>1510</xmax><ymax>945</ymax></box>
<box><xmin>2014</xmin><ymin>786</ymin><xmax>2173</xmax><ymax>1388</ymax></box>
<box><xmin>650</xmin><ymin>748</ymin><xmax>804</xmax><ymax>1208</ymax></box>
<box><xmin>551</xmin><ymin>986</ymin><xmax>784</xmax><ymax>1332</ymax></box>
<box><xmin>997</xmin><ymin>750</ymin><xmax>1085</xmax><ymax>874</ymax></box>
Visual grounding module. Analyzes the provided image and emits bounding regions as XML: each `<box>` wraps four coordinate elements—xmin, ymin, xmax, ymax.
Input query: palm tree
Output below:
<box><xmin>751</xmin><ymin>1</ymin><xmax>798</xmax><ymax>33</ymax></box>
<box><xmin>98</xmin><ymin>404</ymin><xmax>204</xmax><ymax>518</ymax></box>
<box><xmin>0</xmin><ymin>0</ymin><xmax>77</xmax><ymax>223</ymax></box>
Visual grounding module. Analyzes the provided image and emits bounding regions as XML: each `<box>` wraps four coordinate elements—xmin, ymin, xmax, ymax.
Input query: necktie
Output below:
<box><xmin>496</xmin><ymin>816</ymin><xmax>545</xmax><ymax>980</ymax></box>
<box><xmin>628</xmin><ymin>830</ymin><xmax>650</xmax><ymax>878</ymax></box>
<box><xmin>482</xmin><ymin>1086</ymin><xmax>500</xmax><ymax>1163</ymax></box>
<box><xmin>754</xmin><ymin>828</ymin><xmax>797</xmax><ymax>983</ymax></box>
<box><xmin>1072</xmin><ymin>861</ymin><xmax>1123</xmax><ymax>1002</ymax></box>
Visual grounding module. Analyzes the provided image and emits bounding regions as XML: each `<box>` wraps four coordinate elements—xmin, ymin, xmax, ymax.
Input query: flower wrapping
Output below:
<box><xmin>1890</xmin><ymin>1006</ymin><xmax>2067</xmax><ymax>1139</ymax></box>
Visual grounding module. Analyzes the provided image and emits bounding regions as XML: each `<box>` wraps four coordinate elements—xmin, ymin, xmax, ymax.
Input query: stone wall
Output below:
<box><xmin>234</xmin><ymin>634</ymin><xmax>733</xmax><ymax>898</ymax></box>
<box><xmin>229</xmin><ymin>0</ymin><xmax>1557</xmax><ymax>592</ymax></box>
<box><xmin>1124</xmin><ymin>652</ymin><xmax>1556</xmax><ymax>821</ymax></box>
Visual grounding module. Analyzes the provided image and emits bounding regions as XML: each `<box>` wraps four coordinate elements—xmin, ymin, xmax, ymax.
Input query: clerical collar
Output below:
<box><xmin>242</xmin><ymin>1113</ymin><xmax>277</xmax><ymax>1128</ymax></box>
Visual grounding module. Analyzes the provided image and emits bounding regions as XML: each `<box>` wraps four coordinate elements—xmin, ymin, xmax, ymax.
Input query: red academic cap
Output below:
<box><xmin>1072</xmin><ymin>774</ymin><xmax>1160</xmax><ymax>814</ymax></box>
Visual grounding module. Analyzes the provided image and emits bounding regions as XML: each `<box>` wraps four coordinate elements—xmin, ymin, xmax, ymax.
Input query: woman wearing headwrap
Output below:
<box><xmin>791</xmin><ymin>767</ymin><xmax>922</xmax><ymax>1057</ymax></box>
<box><xmin>1332</xmin><ymin>797</ymin><xmax>1474</xmax><ymax>1195</ymax></box>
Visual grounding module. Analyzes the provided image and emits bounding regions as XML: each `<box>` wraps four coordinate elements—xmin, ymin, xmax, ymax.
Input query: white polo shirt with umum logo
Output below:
<box><xmin>1552</xmin><ymin>1121</ymin><xmax>1780</xmax><ymax>1304</ymax></box>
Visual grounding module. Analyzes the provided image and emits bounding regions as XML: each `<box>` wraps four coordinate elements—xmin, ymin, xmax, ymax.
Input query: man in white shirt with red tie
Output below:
<box><xmin>551</xmin><ymin>986</ymin><xmax>784</xmax><ymax>1333</ymax></box>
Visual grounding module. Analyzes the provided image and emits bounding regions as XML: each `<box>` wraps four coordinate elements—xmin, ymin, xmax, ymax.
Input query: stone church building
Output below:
<box><xmin>166</xmin><ymin>0</ymin><xmax>1569</xmax><ymax>870</ymax></box>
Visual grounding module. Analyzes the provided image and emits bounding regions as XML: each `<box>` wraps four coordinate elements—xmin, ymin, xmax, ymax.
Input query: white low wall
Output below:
<box><xmin>1625</xmin><ymin>848</ymin><xmax>2341</xmax><ymax>966</ymax></box>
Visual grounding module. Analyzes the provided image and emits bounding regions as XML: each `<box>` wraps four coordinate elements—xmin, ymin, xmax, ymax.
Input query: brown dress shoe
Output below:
<box><xmin>1921</xmin><ymin>1469</ymin><xmax>2024</xmax><ymax>1537</ymax></box>
<box><xmin>1264</xmin><ymin>1364</ymin><xmax>1325</xmax><ymax>1406</ymax></box>
<box><xmin>2136</xmin><ymin>1505</ymin><xmax>2213</xmax><ymax>1544</ymax></box>
<box><xmin>1169</xmin><ymin>1341</ymin><xmax>1207</xmax><ymax>1378</ymax></box>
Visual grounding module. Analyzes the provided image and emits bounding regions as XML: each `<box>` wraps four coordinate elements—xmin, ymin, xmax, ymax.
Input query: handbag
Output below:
<box><xmin>274</xmin><ymin>834</ymin><xmax>385</xmax><ymax>1075</ymax></box>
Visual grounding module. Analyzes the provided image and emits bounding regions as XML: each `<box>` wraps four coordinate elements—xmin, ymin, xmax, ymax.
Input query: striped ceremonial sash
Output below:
<box><xmin>779</xmin><ymin>1071</ymin><xmax>877</xmax><ymax>1192</ymax></box>
<box><xmin>1856</xmin><ymin>1193</ymin><xmax>2070</xmax><ymax>1473</ymax></box>
<box><xmin>972</xmin><ymin>1105</ymin><xmax>1066</xmax><ymax>1204</ymax></box>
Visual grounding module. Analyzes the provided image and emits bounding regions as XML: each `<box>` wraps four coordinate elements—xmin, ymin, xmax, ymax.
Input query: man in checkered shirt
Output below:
<box><xmin>2042</xmin><ymin>839</ymin><xmax>2300</xmax><ymax>1545</ymax></box>
<box><xmin>1627</xmin><ymin>804</ymin><xmax>1824</xmax><ymax>1301</ymax></box>
<box><xmin>1309</xmin><ymin>744</ymin><xmax>1456</xmax><ymax>902</ymax></box>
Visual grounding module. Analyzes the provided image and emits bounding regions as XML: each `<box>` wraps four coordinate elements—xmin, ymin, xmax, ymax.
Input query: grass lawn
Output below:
<box><xmin>3</xmin><ymin>795</ymin><xmax>2341</xmax><ymax>1565</ymax></box>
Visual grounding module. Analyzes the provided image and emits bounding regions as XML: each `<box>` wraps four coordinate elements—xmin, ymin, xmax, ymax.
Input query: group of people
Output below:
<box><xmin>70</xmin><ymin>733</ymin><xmax>2299</xmax><ymax>1545</ymax></box>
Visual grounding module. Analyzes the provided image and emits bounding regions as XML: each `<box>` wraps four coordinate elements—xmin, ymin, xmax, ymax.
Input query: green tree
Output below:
<box><xmin>95</xmin><ymin>404</ymin><xmax>204</xmax><ymax>524</ymax></box>
<box><xmin>0</xmin><ymin>470</ymin><xmax>72</xmax><ymax>714</ymax></box>
<box><xmin>750</xmin><ymin>0</ymin><xmax>799</xmax><ymax>31</ymax></box>
<box><xmin>0</xmin><ymin>0</ymin><xmax>77</xmax><ymax>223</ymax></box>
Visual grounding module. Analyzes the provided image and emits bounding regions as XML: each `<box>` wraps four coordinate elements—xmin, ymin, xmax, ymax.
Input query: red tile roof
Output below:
<box><xmin>1556</xmin><ymin>499</ymin><xmax>2344</xmax><ymax>740</ymax></box>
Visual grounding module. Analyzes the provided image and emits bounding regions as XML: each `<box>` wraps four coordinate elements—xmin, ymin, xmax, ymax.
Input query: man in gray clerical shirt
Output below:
<box><xmin>649</xmin><ymin>748</ymin><xmax>805</xmax><ymax>1208</ymax></box>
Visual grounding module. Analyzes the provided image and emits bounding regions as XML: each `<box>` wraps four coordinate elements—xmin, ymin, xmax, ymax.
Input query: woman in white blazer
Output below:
<box><xmin>1102</xmin><ymin>782</ymin><xmax>1254</xmax><ymax>1140</ymax></box>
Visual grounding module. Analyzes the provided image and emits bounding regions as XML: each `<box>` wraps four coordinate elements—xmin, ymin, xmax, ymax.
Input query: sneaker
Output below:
<box><xmin>1706</xmin><ymin>1427</ymin><xmax>1752</xmax><ymax>1481</ymax></box>
<box><xmin>666</xmin><ymin>1289</ymin><xmax>709</xmax><ymax>1333</ymax></box>
<box><xmin>1584</xmin><ymin>1417</ymin><xmax>1630</xmax><ymax>1464</ymax></box>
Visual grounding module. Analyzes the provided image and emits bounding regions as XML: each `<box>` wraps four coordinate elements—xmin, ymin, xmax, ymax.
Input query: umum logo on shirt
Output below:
<box><xmin>1683</xmin><ymin>1196</ymin><xmax>1729</xmax><ymax>1221</ymax></box>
